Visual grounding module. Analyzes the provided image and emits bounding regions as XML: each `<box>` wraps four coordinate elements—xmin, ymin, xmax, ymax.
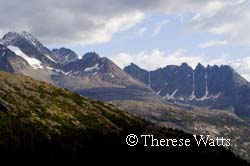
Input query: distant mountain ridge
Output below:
<box><xmin>0</xmin><ymin>70</ymin><xmax>248</xmax><ymax>164</ymax></box>
<box><xmin>1</xmin><ymin>31</ymin><xmax>250</xmax><ymax>116</ymax></box>
<box><xmin>0</xmin><ymin>31</ymin><xmax>250</xmax><ymax>163</ymax></box>
<box><xmin>0</xmin><ymin>31</ymin><xmax>160</xmax><ymax>102</ymax></box>
<box><xmin>124</xmin><ymin>63</ymin><xmax>250</xmax><ymax>116</ymax></box>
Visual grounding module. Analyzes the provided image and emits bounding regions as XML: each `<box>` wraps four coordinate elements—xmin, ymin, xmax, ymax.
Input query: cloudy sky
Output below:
<box><xmin>1</xmin><ymin>0</ymin><xmax>250</xmax><ymax>80</ymax></box>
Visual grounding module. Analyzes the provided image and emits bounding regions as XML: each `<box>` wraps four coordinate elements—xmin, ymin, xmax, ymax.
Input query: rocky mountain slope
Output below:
<box><xmin>0</xmin><ymin>44</ymin><xmax>29</xmax><ymax>72</ymax></box>
<box><xmin>0</xmin><ymin>31</ymin><xmax>160</xmax><ymax>102</ymax></box>
<box><xmin>0</xmin><ymin>71</ymin><xmax>248</xmax><ymax>164</ymax></box>
<box><xmin>52</xmin><ymin>47</ymin><xmax>78</xmax><ymax>64</ymax></box>
<box><xmin>124</xmin><ymin>63</ymin><xmax>250</xmax><ymax>117</ymax></box>
<box><xmin>0</xmin><ymin>31</ymin><xmax>249</xmax><ymax>164</ymax></box>
<box><xmin>113</xmin><ymin>100</ymin><xmax>250</xmax><ymax>161</ymax></box>
<box><xmin>2</xmin><ymin>31</ymin><xmax>57</xmax><ymax>67</ymax></box>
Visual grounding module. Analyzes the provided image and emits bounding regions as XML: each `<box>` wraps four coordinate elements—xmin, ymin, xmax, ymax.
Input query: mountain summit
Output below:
<box><xmin>52</xmin><ymin>47</ymin><xmax>78</xmax><ymax>64</ymax></box>
<box><xmin>0</xmin><ymin>31</ymin><xmax>160</xmax><ymax>102</ymax></box>
<box><xmin>2</xmin><ymin>31</ymin><xmax>57</xmax><ymax>66</ymax></box>
<box><xmin>124</xmin><ymin>63</ymin><xmax>250</xmax><ymax>117</ymax></box>
<box><xmin>1</xmin><ymin>31</ymin><xmax>250</xmax><ymax>116</ymax></box>
<box><xmin>0</xmin><ymin>70</ymin><xmax>247</xmax><ymax>164</ymax></box>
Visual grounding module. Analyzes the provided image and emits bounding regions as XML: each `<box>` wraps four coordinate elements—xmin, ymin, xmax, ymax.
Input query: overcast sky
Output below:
<box><xmin>1</xmin><ymin>0</ymin><xmax>250</xmax><ymax>80</ymax></box>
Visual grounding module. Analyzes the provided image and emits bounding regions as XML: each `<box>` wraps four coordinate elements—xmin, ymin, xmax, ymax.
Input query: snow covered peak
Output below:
<box><xmin>20</xmin><ymin>31</ymin><xmax>39</xmax><ymax>47</ymax></box>
<box><xmin>2</xmin><ymin>31</ymin><xmax>58</xmax><ymax>65</ymax></box>
<box><xmin>2</xmin><ymin>31</ymin><xmax>41</xmax><ymax>48</ymax></box>
<box><xmin>2</xmin><ymin>31</ymin><xmax>20</xmax><ymax>45</ymax></box>
<box><xmin>7</xmin><ymin>45</ymin><xmax>43</xmax><ymax>70</ymax></box>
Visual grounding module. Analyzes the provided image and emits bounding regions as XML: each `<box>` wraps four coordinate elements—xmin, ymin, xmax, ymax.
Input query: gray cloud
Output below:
<box><xmin>0</xmin><ymin>0</ymin><xmax>146</xmax><ymax>45</ymax></box>
<box><xmin>0</xmin><ymin>0</ymin><xmax>248</xmax><ymax>46</ymax></box>
<box><xmin>188</xmin><ymin>0</ymin><xmax>250</xmax><ymax>45</ymax></box>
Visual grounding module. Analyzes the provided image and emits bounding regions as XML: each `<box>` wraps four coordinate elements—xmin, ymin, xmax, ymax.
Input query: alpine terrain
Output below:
<box><xmin>124</xmin><ymin>63</ymin><xmax>250</xmax><ymax>117</ymax></box>
<box><xmin>0</xmin><ymin>71</ymin><xmax>248</xmax><ymax>164</ymax></box>
<box><xmin>0</xmin><ymin>31</ymin><xmax>250</xmax><ymax>163</ymax></box>
<box><xmin>0</xmin><ymin>31</ymin><xmax>160</xmax><ymax>102</ymax></box>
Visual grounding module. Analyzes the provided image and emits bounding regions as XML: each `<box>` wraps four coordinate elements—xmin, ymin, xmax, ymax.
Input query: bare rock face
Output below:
<box><xmin>124</xmin><ymin>63</ymin><xmax>250</xmax><ymax>117</ymax></box>
<box><xmin>2</xmin><ymin>31</ymin><xmax>57</xmax><ymax>66</ymax></box>
<box><xmin>0</xmin><ymin>32</ymin><xmax>160</xmax><ymax>103</ymax></box>
<box><xmin>1</xmin><ymin>30</ymin><xmax>250</xmax><ymax>116</ymax></box>
<box><xmin>52</xmin><ymin>47</ymin><xmax>78</xmax><ymax>64</ymax></box>
<box><xmin>0</xmin><ymin>44</ymin><xmax>29</xmax><ymax>72</ymax></box>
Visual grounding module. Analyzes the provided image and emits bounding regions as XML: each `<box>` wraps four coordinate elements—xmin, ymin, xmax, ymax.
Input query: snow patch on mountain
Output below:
<box><xmin>109</xmin><ymin>73</ymin><xmax>115</xmax><ymax>78</ymax></box>
<box><xmin>54</xmin><ymin>69</ymin><xmax>73</xmax><ymax>75</ymax></box>
<box><xmin>188</xmin><ymin>71</ymin><xmax>196</xmax><ymax>100</ymax></box>
<box><xmin>157</xmin><ymin>89</ymin><xmax>161</xmax><ymax>95</ymax></box>
<box><xmin>7</xmin><ymin>46</ymin><xmax>43</xmax><ymax>69</ymax></box>
<box><xmin>46</xmin><ymin>67</ymin><xmax>53</xmax><ymax>70</ymax></box>
<box><xmin>45</xmin><ymin>54</ymin><xmax>56</xmax><ymax>63</ymax></box>
<box><xmin>84</xmin><ymin>64</ymin><xmax>99</xmax><ymax>72</ymax></box>
<box><xmin>1</xmin><ymin>51</ymin><xmax>5</xmax><ymax>57</ymax></box>
<box><xmin>148</xmin><ymin>71</ymin><xmax>151</xmax><ymax>88</ymax></box>
<box><xmin>196</xmin><ymin>93</ymin><xmax>221</xmax><ymax>101</ymax></box>
<box><xmin>165</xmin><ymin>89</ymin><xmax>178</xmax><ymax>100</ymax></box>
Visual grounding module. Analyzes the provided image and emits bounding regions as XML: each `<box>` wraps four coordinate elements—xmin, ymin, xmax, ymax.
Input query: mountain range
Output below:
<box><xmin>0</xmin><ymin>70</ymin><xmax>248</xmax><ymax>164</ymax></box>
<box><xmin>0</xmin><ymin>31</ymin><xmax>159</xmax><ymax>102</ymax></box>
<box><xmin>0</xmin><ymin>31</ymin><xmax>250</xmax><ymax>163</ymax></box>
<box><xmin>124</xmin><ymin>62</ymin><xmax>250</xmax><ymax>117</ymax></box>
<box><xmin>1</xmin><ymin>31</ymin><xmax>250</xmax><ymax>117</ymax></box>
<box><xmin>0</xmin><ymin>31</ymin><xmax>250</xmax><ymax>117</ymax></box>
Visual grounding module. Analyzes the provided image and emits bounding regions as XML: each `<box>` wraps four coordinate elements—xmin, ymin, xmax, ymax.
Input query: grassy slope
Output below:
<box><xmin>0</xmin><ymin>71</ymin><xmax>248</xmax><ymax>165</ymax></box>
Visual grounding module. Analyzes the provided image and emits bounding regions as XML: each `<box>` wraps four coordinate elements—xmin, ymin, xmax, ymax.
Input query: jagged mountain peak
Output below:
<box><xmin>2</xmin><ymin>31</ymin><xmax>51</xmax><ymax>55</ymax></box>
<box><xmin>129</xmin><ymin>62</ymin><xmax>138</xmax><ymax>66</ymax></box>
<box><xmin>124</xmin><ymin>63</ymin><xmax>147</xmax><ymax>72</ymax></box>
<box><xmin>1</xmin><ymin>31</ymin><xmax>57</xmax><ymax>66</ymax></box>
<box><xmin>128</xmin><ymin>63</ymin><xmax>141</xmax><ymax>68</ymax></box>
<box><xmin>180</xmin><ymin>63</ymin><xmax>193</xmax><ymax>72</ymax></box>
<box><xmin>82</xmin><ymin>52</ymin><xmax>100</xmax><ymax>61</ymax></box>
<box><xmin>220</xmin><ymin>64</ymin><xmax>235</xmax><ymax>73</ymax></box>
<box><xmin>2</xmin><ymin>31</ymin><xmax>38</xmax><ymax>47</ymax></box>
<box><xmin>52</xmin><ymin>47</ymin><xmax>76</xmax><ymax>54</ymax></box>
<box><xmin>20</xmin><ymin>30</ymin><xmax>32</xmax><ymax>36</ymax></box>
<box><xmin>180</xmin><ymin>62</ymin><xmax>190</xmax><ymax>68</ymax></box>
<box><xmin>20</xmin><ymin>31</ymin><xmax>40</xmax><ymax>46</ymax></box>
<box><xmin>2</xmin><ymin>31</ymin><xmax>21</xmax><ymax>45</ymax></box>
<box><xmin>52</xmin><ymin>47</ymin><xmax>78</xmax><ymax>64</ymax></box>
<box><xmin>163</xmin><ymin>65</ymin><xmax>178</xmax><ymax>71</ymax></box>
<box><xmin>207</xmin><ymin>64</ymin><xmax>219</xmax><ymax>69</ymax></box>
<box><xmin>52</xmin><ymin>51</ymin><xmax>156</xmax><ymax>93</ymax></box>
<box><xmin>124</xmin><ymin>62</ymin><xmax>242</xmax><ymax>75</ymax></box>
<box><xmin>124</xmin><ymin>62</ymin><xmax>250</xmax><ymax>117</ymax></box>
<box><xmin>62</xmin><ymin>52</ymin><xmax>132</xmax><ymax>79</ymax></box>
<box><xmin>195</xmin><ymin>63</ymin><xmax>206</xmax><ymax>70</ymax></box>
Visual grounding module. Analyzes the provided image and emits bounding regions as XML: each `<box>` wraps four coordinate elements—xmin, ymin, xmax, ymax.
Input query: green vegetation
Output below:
<box><xmin>0</xmin><ymin>71</ymin><xmax>248</xmax><ymax>164</ymax></box>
